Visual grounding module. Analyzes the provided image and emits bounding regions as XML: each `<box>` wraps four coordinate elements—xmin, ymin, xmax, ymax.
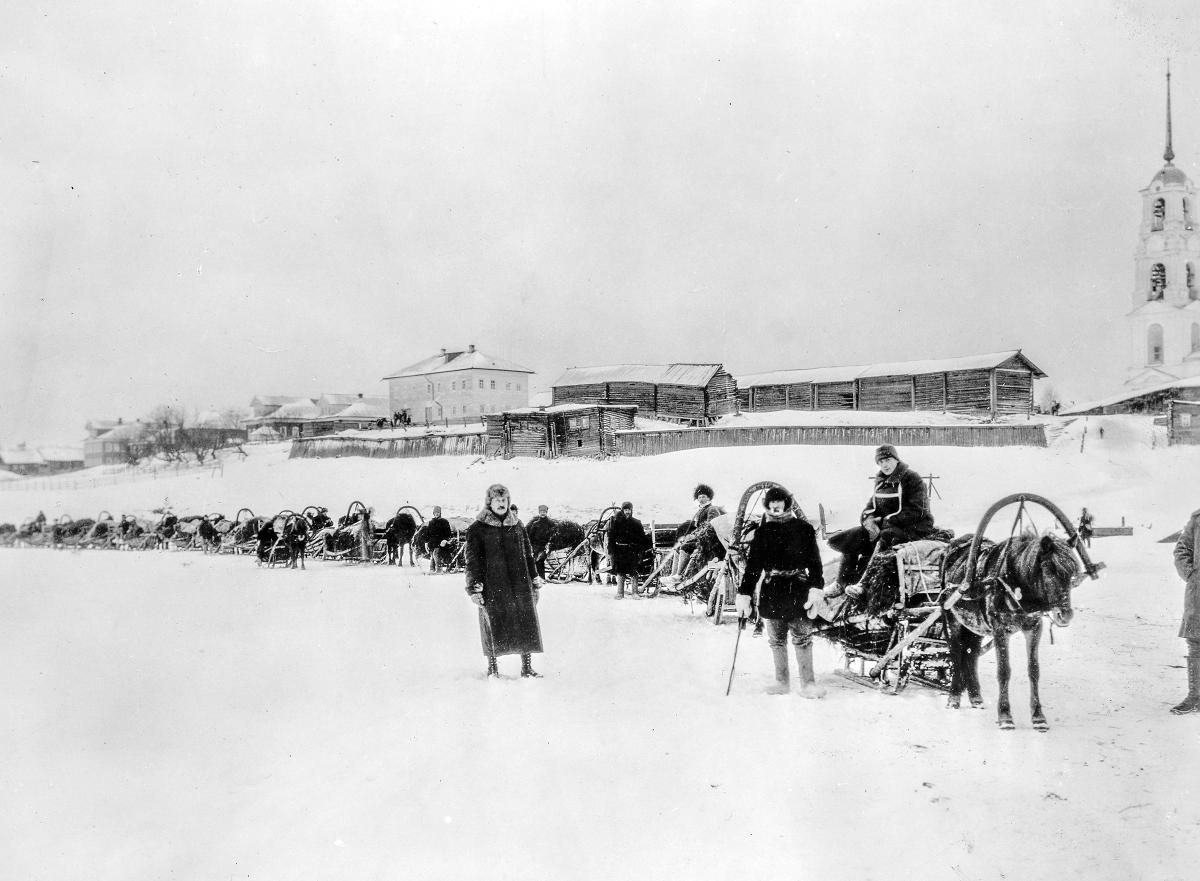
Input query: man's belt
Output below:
<box><xmin>765</xmin><ymin>568</ymin><xmax>805</xmax><ymax>578</ymax></box>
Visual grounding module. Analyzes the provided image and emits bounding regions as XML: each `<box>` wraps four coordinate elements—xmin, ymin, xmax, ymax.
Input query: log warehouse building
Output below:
<box><xmin>485</xmin><ymin>404</ymin><xmax>637</xmax><ymax>458</ymax></box>
<box><xmin>550</xmin><ymin>364</ymin><xmax>739</xmax><ymax>425</ymax></box>
<box><xmin>737</xmin><ymin>351</ymin><xmax>1045</xmax><ymax>417</ymax></box>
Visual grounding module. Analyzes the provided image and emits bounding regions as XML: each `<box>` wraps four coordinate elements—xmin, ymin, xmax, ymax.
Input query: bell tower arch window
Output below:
<box><xmin>1153</xmin><ymin>197</ymin><xmax>1166</xmax><ymax>230</ymax></box>
<box><xmin>1150</xmin><ymin>263</ymin><xmax>1167</xmax><ymax>299</ymax></box>
<box><xmin>1148</xmin><ymin>324</ymin><xmax>1165</xmax><ymax>364</ymax></box>
<box><xmin>1185</xmin><ymin>197</ymin><xmax>1194</xmax><ymax>230</ymax></box>
<box><xmin>1189</xmin><ymin>263</ymin><xmax>1198</xmax><ymax>300</ymax></box>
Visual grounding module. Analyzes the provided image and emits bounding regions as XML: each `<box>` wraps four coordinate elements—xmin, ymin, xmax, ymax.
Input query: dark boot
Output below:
<box><xmin>1170</xmin><ymin>654</ymin><xmax>1200</xmax><ymax>715</ymax></box>
<box><xmin>486</xmin><ymin>656</ymin><xmax>499</xmax><ymax>678</ymax></box>
<box><xmin>520</xmin><ymin>653</ymin><xmax>542</xmax><ymax>678</ymax></box>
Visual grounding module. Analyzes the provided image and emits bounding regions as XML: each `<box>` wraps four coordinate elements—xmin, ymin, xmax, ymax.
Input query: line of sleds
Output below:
<box><xmin>700</xmin><ymin>481</ymin><xmax>1104</xmax><ymax>705</ymax></box>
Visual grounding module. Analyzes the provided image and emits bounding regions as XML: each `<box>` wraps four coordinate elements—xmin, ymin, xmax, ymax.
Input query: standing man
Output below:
<box><xmin>1170</xmin><ymin>510</ymin><xmax>1200</xmax><ymax>714</ymax></box>
<box><xmin>465</xmin><ymin>484</ymin><xmax>545</xmax><ymax>678</ymax></box>
<box><xmin>828</xmin><ymin>444</ymin><xmax>935</xmax><ymax>596</ymax></box>
<box><xmin>525</xmin><ymin>504</ymin><xmax>555</xmax><ymax>580</ymax></box>
<box><xmin>424</xmin><ymin>506</ymin><xmax>454</xmax><ymax>572</ymax></box>
<box><xmin>1078</xmin><ymin>507</ymin><xmax>1095</xmax><ymax>548</ymax></box>
<box><xmin>736</xmin><ymin>486</ymin><xmax>826</xmax><ymax>696</ymax></box>
<box><xmin>608</xmin><ymin>501</ymin><xmax>652</xmax><ymax>599</ymax></box>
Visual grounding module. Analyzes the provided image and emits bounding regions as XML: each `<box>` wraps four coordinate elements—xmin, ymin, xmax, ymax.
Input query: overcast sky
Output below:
<box><xmin>3</xmin><ymin>1</ymin><xmax>1199</xmax><ymax>444</ymax></box>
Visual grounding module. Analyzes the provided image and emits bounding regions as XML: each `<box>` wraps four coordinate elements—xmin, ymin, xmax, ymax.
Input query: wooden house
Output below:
<box><xmin>551</xmin><ymin>364</ymin><xmax>738</xmax><ymax>425</ymax></box>
<box><xmin>1168</xmin><ymin>399</ymin><xmax>1200</xmax><ymax>444</ymax></box>
<box><xmin>738</xmin><ymin>351</ymin><xmax>1045</xmax><ymax>417</ymax></box>
<box><xmin>485</xmin><ymin>405</ymin><xmax>637</xmax><ymax>458</ymax></box>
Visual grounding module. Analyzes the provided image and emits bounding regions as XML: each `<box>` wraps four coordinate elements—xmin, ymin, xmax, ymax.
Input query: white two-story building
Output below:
<box><xmin>382</xmin><ymin>345</ymin><xmax>534</xmax><ymax>424</ymax></box>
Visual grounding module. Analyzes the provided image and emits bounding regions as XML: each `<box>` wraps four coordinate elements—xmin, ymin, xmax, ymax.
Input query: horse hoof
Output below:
<box><xmin>1033</xmin><ymin>718</ymin><xmax>1050</xmax><ymax>732</ymax></box>
<box><xmin>997</xmin><ymin>718</ymin><xmax>1015</xmax><ymax>731</ymax></box>
<box><xmin>946</xmin><ymin>697</ymin><xmax>961</xmax><ymax>710</ymax></box>
<box><xmin>970</xmin><ymin>697</ymin><xmax>985</xmax><ymax>709</ymax></box>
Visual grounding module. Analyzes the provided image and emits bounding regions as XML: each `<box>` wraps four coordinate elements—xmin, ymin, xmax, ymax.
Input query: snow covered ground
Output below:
<box><xmin>2</xmin><ymin>414</ymin><xmax>1199</xmax><ymax>879</ymax></box>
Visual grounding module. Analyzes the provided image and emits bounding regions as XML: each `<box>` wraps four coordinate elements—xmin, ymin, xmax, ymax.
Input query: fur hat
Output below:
<box><xmin>621</xmin><ymin>501</ymin><xmax>634</xmax><ymax>511</ymax></box>
<box><xmin>484</xmin><ymin>483</ymin><xmax>510</xmax><ymax>505</ymax></box>
<box><xmin>693</xmin><ymin>483</ymin><xmax>715</xmax><ymax>501</ymax></box>
<box><xmin>763</xmin><ymin>486</ymin><xmax>792</xmax><ymax>507</ymax></box>
<box><xmin>432</xmin><ymin>506</ymin><xmax>442</xmax><ymax>516</ymax></box>
<box><xmin>874</xmin><ymin>444</ymin><xmax>900</xmax><ymax>464</ymax></box>
<box><xmin>537</xmin><ymin>505</ymin><xmax>549</xmax><ymax>514</ymax></box>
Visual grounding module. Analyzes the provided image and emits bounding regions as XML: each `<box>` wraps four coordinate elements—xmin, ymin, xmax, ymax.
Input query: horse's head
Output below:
<box><xmin>1007</xmin><ymin>532</ymin><xmax>1079</xmax><ymax>626</ymax></box>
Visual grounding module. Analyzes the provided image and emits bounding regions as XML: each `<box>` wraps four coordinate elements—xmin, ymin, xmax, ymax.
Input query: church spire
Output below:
<box><xmin>1165</xmin><ymin>60</ymin><xmax>1175</xmax><ymax>164</ymax></box>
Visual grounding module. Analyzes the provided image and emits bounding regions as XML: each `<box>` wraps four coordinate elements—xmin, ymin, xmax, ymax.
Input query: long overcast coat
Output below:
<box><xmin>1172</xmin><ymin>510</ymin><xmax>1200</xmax><ymax>640</ymax></box>
<box><xmin>608</xmin><ymin>512</ymin><xmax>652</xmax><ymax>576</ymax></box>
<box><xmin>465</xmin><ymin>508</ymin><xmax>543</xmax><ymax>657</ymax></box>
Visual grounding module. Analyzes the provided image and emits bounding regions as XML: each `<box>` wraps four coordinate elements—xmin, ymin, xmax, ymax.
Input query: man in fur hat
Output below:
<box><xmin>736</xmin><ymin>485</ymin><xmax>826</xmax><ymax>696</ymax></box>
<box><xmin>662</xmin><ymin>483</ymin><xmax>725</xmax><ymax>587</ymax></box>
<box><xmin>827</xmin><ymin>444</ymin><xmax>935</xmax><ymax>596</ymax></box>
<box><xmin>424</xmin><ymin>506</ymin><xmax>454</xmax><ymax>572</ymax></box>
<box><xmin>465</xmin><ymin>484</ymin><xmax>546</xmax><ymax>678</ymax></box>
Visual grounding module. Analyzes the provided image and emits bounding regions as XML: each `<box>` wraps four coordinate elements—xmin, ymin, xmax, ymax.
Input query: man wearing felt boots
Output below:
<box><xmin>735</xmin><ymin>485</ymin><xmax>826</xmax><ymax>697</ymax></box>
<box><xmin>465</xmin><ymin>484</ymin><xmax>545</xmax><ymax>678</ymax></box>
<box><xmin>1170</xmin><ymin>509</ymin><xmax>1200</xmax><ymax>714</ymax></box>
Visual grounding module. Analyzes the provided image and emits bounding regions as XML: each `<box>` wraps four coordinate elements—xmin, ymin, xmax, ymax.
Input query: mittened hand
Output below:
<box><xmin>735</xmin><ymin>594</ymin><xmax>752</xmax><ymax>618</ymax></box>
<box><xmin>804</xmin><ymin>587</ymin><xmax>823</xmax><ymax>619</ymax></box>
<box><xmin>533</xmin><ymin>588</ymin><xmax>540</xmax><ymax>606</ymax></box>
<box><xmin>470</xmin><ymin>594</ymin><xmax>484</xmax><ymax>606</ymax></box>
<box><xmin>440</xmin><ymin>540</ymin><xmax>449</xmax><ymax>547</ymax></box>
<box><xmin>823</xmin><ymin>583</ymin><xmax>844</xmax><ymax>599</ymax></box>
<box><xmin>532</xmin><ymin>577</ymin><xmax>546</xmax><ymax>589</ymax></box>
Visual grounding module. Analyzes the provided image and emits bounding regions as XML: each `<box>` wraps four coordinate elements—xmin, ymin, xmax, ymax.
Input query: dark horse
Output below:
<box><xmin>384</xmin><ymin>508</ymin><xmax>421</xmax><ymax>566</ymax></box>
<box><xmin>281</xmin><ymin>514</ymin><xmax>309</xmax><ymax>569</ymax></box>
<box><xmin>942</xmin><ymin>531</ymin><xmax>1079</xmax><ymax>731</ymax></box>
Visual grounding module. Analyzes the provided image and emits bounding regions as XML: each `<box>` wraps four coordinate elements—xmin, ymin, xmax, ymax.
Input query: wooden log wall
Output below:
<box><xmin>508</xmin><ymin>417</ymin><xmax>550</xmax><ymax>457</ymax></box>
<box><xmin>994</xmin><ymin>369</ymin><xmax>1033</xmax><ymax>414</ymax></box>
<box><xmin>656</xmin><ymin>384</ymin><xmax>707</xmax><ymax>422</ymax></box>
<box><xmin>736</xmin><ymin>387</ymin><xmax>751</xmax><ymax>409</ymax></box>
<box><xmin>913</xmin><ymin>374</ymin><xmax>947</xmax><ymax>410</ymax></box>
<box><xmin>289</xmin><ymin>433</ymin><xmax>485</xmax><ymax>460</ymax></box>
<box><xmin>752</xmin><ymin>385</ymin><xmax>787</xmax><ymax>410</ymax></box>
<box><xmin>946</xmin><ymin>369</ymin><xmax>992</xmax><ymax>412</ymax></box>
<box><xmin>705</xmin><ymin>369</ymin><xmax>739</xmax><ymax>418</ymax></box>
<box><xmin>606</xmin><ymin>381</ymin><xmax>657</xmax><ymax>411</ymax></box>
<box><xmin>553</xmin><ymin>383</ymin><xmax>606</xmax><ymax>405</ymax></box>
<box><xmin>787</xmin><ymin>383</ymin><xmax>814</xmax><ymax>409</ymax></box>
<box><xmin>614</xmin><ymin>424</ymin><xmax>1047</xmax><ymax>456</ymax></box>
<box><xmin>856</xmin><ymin>375</ymin><xmax>915</xmax><ymax>411</ymax></box>
<box><xmin>815</xmin><ymin>382</ymin><xmax>856</xmax><ymax>409</ymax></box>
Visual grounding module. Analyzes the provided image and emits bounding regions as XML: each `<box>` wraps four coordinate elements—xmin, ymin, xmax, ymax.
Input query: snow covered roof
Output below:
<box><xmin>0</xmin><ymin>468</ymin><xmax>21</xmax><ymax>481</ymax></box>
<box><xmin>320</xmin><ymin>400</ymin><xmax>390</xmax><ymax>421</ymax></box>
<box><xmin>248</xmin><ymin>426</ymin><xmax>283</xmax><ymax>441</ymax></box>
<box><xmin>738</xmin><ymin>350</ymin><xmax>1045</xmax><ymax>388</ymax></box>
<box><xmin>551</xmin><ymin>364</ymin><xmax>722</xmax><ymax>388</ymax></box>
<box><xmin>382</xmin><ymin>348</ymin><xmax>534</xmax><ymax>380</ymax></box>
<box><xmin>1064</xmin><ymin>373</ymin><xmax>1200</xmax><ymax>414</ymax></box>
<box><xmin>191</xmin><ymin>410</ymin><xmax>241</xmax><ymax>429</ymax></box>
<box><xmin>268</xmin><ymin>399</ymin><xmax>323</xmax><ymax>420</ymax></box>
<box><xmin>500</xmin><ymin>404</ymin><xmax>638</xmax><ymax>417</ymax></box>
<box><xmin>39</xmin><ymin>446</ymin><xmax>84</xmax><ymax>463</ymax></box>
<box><xmin>250</xmin><ymin>395</ymin><xmax>310</xmax><ymax>407</ymax></box>
<box><xmin>97</xmin><ymin>422</ymin><xmax>150</xmax><ymax>441</ymax></box>
<box><xmin>0</xmin><ymin>448</ymin><xmax>43</xmax><ymax>465</ymax></box>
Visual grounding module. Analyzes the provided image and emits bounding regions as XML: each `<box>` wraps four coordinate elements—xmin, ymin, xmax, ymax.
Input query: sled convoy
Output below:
<box><xmin>1</xmin><ymin>483</ymin><xmax>1103</xmax><ymax>723</ymax></box>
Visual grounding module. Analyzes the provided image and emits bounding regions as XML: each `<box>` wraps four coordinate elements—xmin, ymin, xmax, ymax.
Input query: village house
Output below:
<box><xmin>550</xmin><ymin>363</ymin><xmax>738</xmax><ymax>425</ymax></box>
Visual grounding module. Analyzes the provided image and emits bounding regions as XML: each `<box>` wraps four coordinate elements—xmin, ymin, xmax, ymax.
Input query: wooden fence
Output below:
<box><xmin>289</xmin><ymin>433</ymin><xmax>485</xmax><ymax>460</ymax></box>
<box><xmin>613</xmin><ymin>424</ymin><xmax>1047</xmax><ymax>457</ymax></box>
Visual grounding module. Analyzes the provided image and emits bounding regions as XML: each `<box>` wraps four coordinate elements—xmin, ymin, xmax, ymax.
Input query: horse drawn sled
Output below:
<box><xmin>709</xmin><ymin>481</ymin><xmax>1103</xmax><ymax>727</ymax></box>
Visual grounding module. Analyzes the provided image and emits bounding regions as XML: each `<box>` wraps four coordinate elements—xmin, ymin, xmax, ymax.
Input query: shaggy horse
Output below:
<box><xmin>942</xmin><ymin>531</ymin><xmax>1079</xmax><ymax>731</ymax></box>
<box><xmin>197</xmin><ymin>515</ymin><xmax>223</xmax><ymax>553</ymax></box>
<box><xmin>384</xmin><ymin>509</ymin><xmax>421</xmax><ymax>566</ymax></box>
<box><xmin>281</xmin><ymin>514</ymin><xmax>309</xmax><ymax>569</ymax></box>
<box><xmin>544</xmin><ymin>519</ymin><xmax>595</xmax><ymax>582</ymax></box>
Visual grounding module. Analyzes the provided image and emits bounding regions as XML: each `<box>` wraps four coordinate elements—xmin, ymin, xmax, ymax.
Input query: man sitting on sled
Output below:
<box><xmin>826</xmin><ymin>444</ymin><xmax>936</xmax><ymax>599</ymax></box>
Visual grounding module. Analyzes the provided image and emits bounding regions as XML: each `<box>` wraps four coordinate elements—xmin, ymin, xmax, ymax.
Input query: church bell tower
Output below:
<box><xmin>1127</xmin><ymin>65</ymin><xmax>1200</xmax><ymax>387</ymax></box>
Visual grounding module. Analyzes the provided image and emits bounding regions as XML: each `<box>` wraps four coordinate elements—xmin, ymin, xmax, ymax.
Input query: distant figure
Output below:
<box><xmin>608</xmin><ymin>501</ymin><xmax>652</xmax><ymax>599</ymax></box>
<box><xmin>1099</xmin><ymin>426</ymin><xmax>1105</xmax><ymax>439</ymax></box>
<box><xmin>1051</xmin><ymin>401</ymin><xmax>1061</xmax><ymax>416</ymax></box>
<box><xmin>1171</xmin><ymin>509</ymin><xmax>1200</xmax><ymax>714</ymax></box>
<box><xmin>425</xmin><ymin>506</ymin><xmax>454</xmax><ymax>572</ymax></box>
<box><xmin>1078</xmin><ymin>508</ymin><xmax>1094</xmax><ymax>548</ymax></box>
<box><xmin>526</xmin><ymin>505</ymin><xmax>555</xmax><ymax>579</ymax></box>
